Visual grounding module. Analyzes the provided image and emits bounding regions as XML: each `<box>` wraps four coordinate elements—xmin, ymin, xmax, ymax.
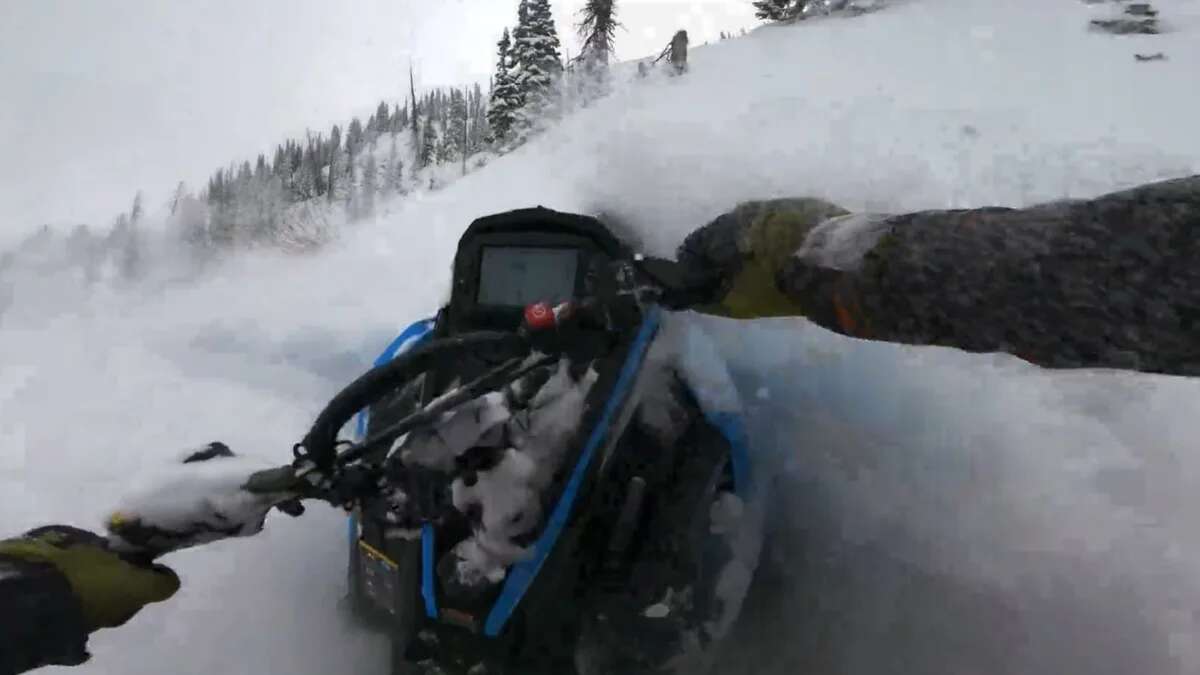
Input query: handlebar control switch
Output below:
<box><xmin>523</xmin><ymin>301</ymin><xmax>575</xmax><ymax>332</ymax></box>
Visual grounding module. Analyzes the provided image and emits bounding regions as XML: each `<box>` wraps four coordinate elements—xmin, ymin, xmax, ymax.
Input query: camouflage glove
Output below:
<box><xmin>680</xmin><ymin>176</ymin><xmax>1200</xmax><ymax>376</ymax></box>
<box><xmin>676</xmin><ymin>197</ymin><xmax>851</xmax><ymax>318</ymax></box>
<box><xmin>0</xmin><ymin>523</ymin><xmax>177</xmax><ymax>634</ymax></box>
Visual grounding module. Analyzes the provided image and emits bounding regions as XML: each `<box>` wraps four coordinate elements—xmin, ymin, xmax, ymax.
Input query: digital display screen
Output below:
<box><xmin>477</xmin><ymin>246</ymin><xmax>579</xmax><ymax>307</ymax></box>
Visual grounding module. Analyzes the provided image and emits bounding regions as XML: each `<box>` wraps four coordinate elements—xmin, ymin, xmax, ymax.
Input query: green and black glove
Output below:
<box><xmin>677</xmin><ymin>175</ymin><xmax>1200</xmax><ymax>376</ymax></box>
<box><xmin>0</xmin><ymin>526</ymin><xmax>179</xmax><ymax>674</ymax></box>
<box><xmin>0</xmin><ymin>525</ymin><xmax>180</xmax><ymax>630</ymax></box>
<box><xmin>676</xmin><ymin>197</ymin><xmax>851</xmax><ymax>319</ymax></box>
<box><xmin>0</xmin><ymin>442</ymin><xmax>304</xmax><ymax>675</ymax></box>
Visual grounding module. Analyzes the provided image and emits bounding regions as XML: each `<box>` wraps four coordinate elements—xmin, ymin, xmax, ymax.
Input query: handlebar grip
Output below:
<box><xmin>242</xmin><ymin>465</ymin><xmax>306</xmax><ymax>495</ymax></box>
<box><xmin>634</xmin><ymin>257</ymin><xmax>725</xmax><ymax>309</ymax></box>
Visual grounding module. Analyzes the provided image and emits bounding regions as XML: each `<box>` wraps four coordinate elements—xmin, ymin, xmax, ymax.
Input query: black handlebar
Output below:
<box><xmin>300</xmin><ymin>331</ymin><xmax>528</xmax><ymax>472</ymax></box>
<box><xmin>245</xmin><ymin>256</ymin><xmax>717</xmax><ymax>507</ymax></box>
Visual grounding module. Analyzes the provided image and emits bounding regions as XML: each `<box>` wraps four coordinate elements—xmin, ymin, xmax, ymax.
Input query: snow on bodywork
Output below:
<box><xmin>635</xmin><ymin>312</ymin><xmax>764</xmax><ymax>671</ymax></box>
<box><xmin>386</xmin><ymin>355</ymin><xmax>599</xmax><ymax>587</ymax></box>
<box><xmin>641</xmin><ymin>312</ymin><xmax>754</xmax><ymax>498</ymax></box>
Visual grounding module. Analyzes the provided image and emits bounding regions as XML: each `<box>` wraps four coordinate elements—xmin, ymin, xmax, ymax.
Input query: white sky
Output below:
<box><xmin>0</xmin><ymin>0</ymin><xmax>757</xmax><ymax>243</ymax></box>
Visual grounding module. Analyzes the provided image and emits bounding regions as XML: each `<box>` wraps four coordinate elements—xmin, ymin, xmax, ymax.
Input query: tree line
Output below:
<box><xmin>194</xmin><ymin>82</ymin><xmax>491</xmax><ymax>252</ymax></box>
<box><xmin>186</xmin><ymin>0</ymin><xmax>623</xmax><ymax>254</ymax></box>
<box><xmin>5</xmin><ymin>0</ymin><xmax>888</xmax><ymax>297</ymax></box>
<box><xmin>9</xmin><ymin>1</ymin><xmax>727</xmax><ymax>289</ymax></box>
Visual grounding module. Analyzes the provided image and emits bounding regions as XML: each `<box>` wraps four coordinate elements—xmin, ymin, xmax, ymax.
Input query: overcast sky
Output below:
<box><xmin>0</xmin><ymin>0</ymin><xmax>757</xmax><ymax>243</ymax></box>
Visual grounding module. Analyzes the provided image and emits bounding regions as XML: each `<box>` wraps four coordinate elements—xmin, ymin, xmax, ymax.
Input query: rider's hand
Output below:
<box><xmin>105</xmin><ymin>442</ymin><xmax>300</xmax><ymax>560</ymax></box>
<box><xmin>675</xmin><ymin>197</ymin><xmax>850</xmax><ymax>318</ymax></box>
<box><xmin>0</xmin><ymin>525</ymin><xmax>180</xmax><ymax>633</ymax></box>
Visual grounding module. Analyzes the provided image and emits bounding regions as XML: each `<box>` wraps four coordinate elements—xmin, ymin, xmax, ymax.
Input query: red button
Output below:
<box><xmin>525</xmin><ymin>303</ymin><xmax>555</xmax><ymax>331</ymax></box>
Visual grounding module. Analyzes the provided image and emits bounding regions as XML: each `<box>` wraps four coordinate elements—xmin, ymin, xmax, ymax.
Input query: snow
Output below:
<box><xmin>656</xmin><ymin>312</ymin><xmax>743</xmax><ymax>414</ymax></box>
<box><xmin>447</xmin><ymin>359</ymin><xmax>597</xmax><ymax>580</ymax></box>
<box><xmin>708</xmin><ymin>492</ymin><xmax>745</xmax><ymax>537</ymax></box>
<box><xmin>642</xmin><ymin>602</ymin><xmax>671</xmax><ymax>619</ymax></box>
<box><xmin>2</xmin><ymin>0</ymin><xmax>1200</xmax><ymax>672</ymax></box>
<box><xmin>106</xmin><ymin>452</ymin><xmax>288</xmax><ymax>556</ymax></box>
<box><xmin>519</xmin><ymin>358</ymin><xmax>599</xmax><ymax>483</ymax></box>
<box><xmin>397</xmin><ymin>356</ymin><xmax>598</xmax><ymax>585</ymax></box>
<box><xmin>448</xmin><ymin>446</ymin><xmax>543</xmax><ymax>581</ymax></box>
<box><xmin>794</xmin><ymin>213</ymin><xmax>891</xmax><ymax>271</ymax></box>
<box><xmin>637</xmin><ymin>312</ymin><xmax>743</xmax><ymax>445</ymax></box>
<box><xmin>397</xmin><ymin>391</ymin><xmax>513</xmax><ymax>473</ymax></box>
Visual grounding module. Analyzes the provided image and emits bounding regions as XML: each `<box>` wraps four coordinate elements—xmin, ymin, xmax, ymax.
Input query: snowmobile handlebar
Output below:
<box><xmin>242</xmin><ymin>331</ymin><xmax>534</xmax><ymax>503</ymax></box>
<box><xmin>242</xmin><ymin>256</ymin><xmax>717</xmax><ymax>507</ymax></box>
<box><xmin>240</xmin><ymin>305</ymin><xmax>596</xmax><ymax>505</ymax></box>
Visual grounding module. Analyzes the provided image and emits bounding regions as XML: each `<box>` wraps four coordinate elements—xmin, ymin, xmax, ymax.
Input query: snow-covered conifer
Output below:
<box><xmin>510</xmin><ymin>0</ymin><xmax>564</xmax><ymax>138</ymax></box>
<box><xmin>487</xmin><ymin>28</ymin><xmax>521</xmax><ymax>145</ymax></box>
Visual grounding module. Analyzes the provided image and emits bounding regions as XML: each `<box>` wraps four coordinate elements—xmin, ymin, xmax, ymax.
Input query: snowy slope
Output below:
<box><xmin>3</xmin><ymin>0</ymin><xmax>1200</xmax><ymax>673</ymax></box>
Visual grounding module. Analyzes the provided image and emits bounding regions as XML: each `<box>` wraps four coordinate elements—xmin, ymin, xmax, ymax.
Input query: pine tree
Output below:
<box><xmin>276</xmin><ymin>144</ymin><xmax>295</xmax><ymax>198</ymax></box>
<box><xmin>111</xmin><ymin>210</ymin><xmax>142</xmax><ymax>280</ymax></box>
<box><xmin>248</xmin><ymin>169</ymin><xmax>283</xmax><ymax>243</ymax></box>
<box><xmin>469</xmin><ymin>84</ymin><xmax>488</xmax><ymax>150</ymax></box>
<box><xmin>238</xmin><ymin>160</ymin><xmax>253</xmax><ymax>186</ymax></box>
<box><xmin>753</xmin><ymin>0</ymin><xmax>806</xmax><ymax>21</ymax></box>
<box><xmin>327</xmin><ymin>125</ymin><xmax>342</xmax><ymax>202</ymax></box>
<box><xmin>391</xmin><ymin>103</ymin><xmax>404</xmax><ymax>134</ymax></box>
<box><xmin>130</xmin><ymin>191</ymin><xmax>144</xmax><ymax>226</ymax></box>
<box><xmin>361</xmin><ymin>153</ymin><xmax>377</xmax><ymax>219</ymax></box>
<box><xmin>386</xmin><ymin>137</ymin><xmax>405</xmax><ymax>194</ymax></box>
<box><xmin>375</xmin><ymin>101</ymin><xmax>390</xmax><ymax>133</ymax></box>
<box><xmin>66</xmin><ymin>224</ymin><xmax>100</xmax><ymax>283</ymax></box>
<box><xmin>171</xmin><ymin>180</ymin><xmax>210</xmax><ymax>257</ymax></box>
<box><xmin>291</xmin><ymin>143</ymin><xmax>304</xmax><ymax>186</ymax></box>
<box><xmin>487</xmin><ymin>28</ymin><xmax>521</xmax><ymax>145</ymax></box>
<box><xmin>327</xmin><ymin>142</ymin><xmax>349</xmax><ymax>204</ymax></box>
<box><xmin>511</xmin><ymin>0</ymin><xmax>532</xmax><ymax>59</ymax></box>
<box><xmin>419</xmin><ymin>114</ymin><xmax>437</xmax><ymax>168</ymax></box>
<box><xmin>510</xmin><ymin>0</ymin><xmax>564</xmax><ymax>138</ymax></box>
<box><xmin>446</xmin><ymin>89</ymin><xmax>468</xmax><ymax>162</ymax></box>
<box><xmin>577</xmin><ymin>0</ymin><xmax>619</xmax><ymax>99</ymax></box>
<box><xmin>436</xmin><ymin>91</ymin><xmax>448</xmax><ymax>130</ymax></box>
<box><xmin>347</xmin><ymin>118</ymin><xmax>364</xmax><ymax>158</ymax></box>
<box><xmin>409</xmin><ymin>65</ymin><xmax>420</xmax><ymax>139</ymax></box>
<box><xmin>295</xmin><ymin>146</ymin><xmax>317</xmax><ymax>200</ymax></box>
<box><xmin>329</xmin><ymin>125</ymin><xmax>342</xmax><ymax>154</ymax></box>
<box><xmin>272</xmin><ymin>145</ymin><xmax>286</xmax><ymax>176</ymax></box>
<box><xmin>169</xmin><ymin>182</ymin><xmax>187</xmax><ymax>216</ymax></box>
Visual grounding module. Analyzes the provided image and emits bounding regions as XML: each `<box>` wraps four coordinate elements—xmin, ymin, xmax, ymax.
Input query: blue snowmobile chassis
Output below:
<box><xmin>341</xmin><ymin>207</ymin><xmax>759</xmax><ymax>674</ymax></box>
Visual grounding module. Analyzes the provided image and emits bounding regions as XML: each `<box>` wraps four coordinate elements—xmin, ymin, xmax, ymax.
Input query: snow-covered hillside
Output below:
<box><xmin>4</xmin><ymin>0</ymin><xmax>1200</xmax><ymax>673</ymax></box>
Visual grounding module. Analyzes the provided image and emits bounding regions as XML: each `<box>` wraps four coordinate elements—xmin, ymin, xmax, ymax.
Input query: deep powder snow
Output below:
<box><xmin>4</xmin><ymin>0</ymin><xmax>1200</xmax><ymax>673</ymax></box>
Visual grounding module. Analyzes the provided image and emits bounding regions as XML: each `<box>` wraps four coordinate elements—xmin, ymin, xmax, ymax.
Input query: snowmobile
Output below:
<box><xmin>250</xmin><ymin>207</ymin><xmax>761</xmax><ymax>675</ymax></box>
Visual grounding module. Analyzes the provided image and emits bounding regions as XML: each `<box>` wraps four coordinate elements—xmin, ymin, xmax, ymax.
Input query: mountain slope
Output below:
<box><xmin>4</xmin><ymin>0</ymin><xmax>1200</xmax><ymax>673</ymax></box>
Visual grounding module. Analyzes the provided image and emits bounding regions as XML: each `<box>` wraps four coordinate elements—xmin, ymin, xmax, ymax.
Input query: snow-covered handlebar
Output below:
<box><xmin>242</xmin><ymin>304</ymin><xmax>604</xmax><ymax>505</ymax></box>
<box><xmin>242</xmin><ymin>331</ymin><xmax>534</xmax><ymax>501</ymax></box>
<box><xmin>242</xmin><ymin>256</ymin><xmax>715</xmax><ymax>508</ymax></box>
<box><xmin>100</xmin><ymin>257</ymin><xmax>717</xmax><ymax>561</ymax></box>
